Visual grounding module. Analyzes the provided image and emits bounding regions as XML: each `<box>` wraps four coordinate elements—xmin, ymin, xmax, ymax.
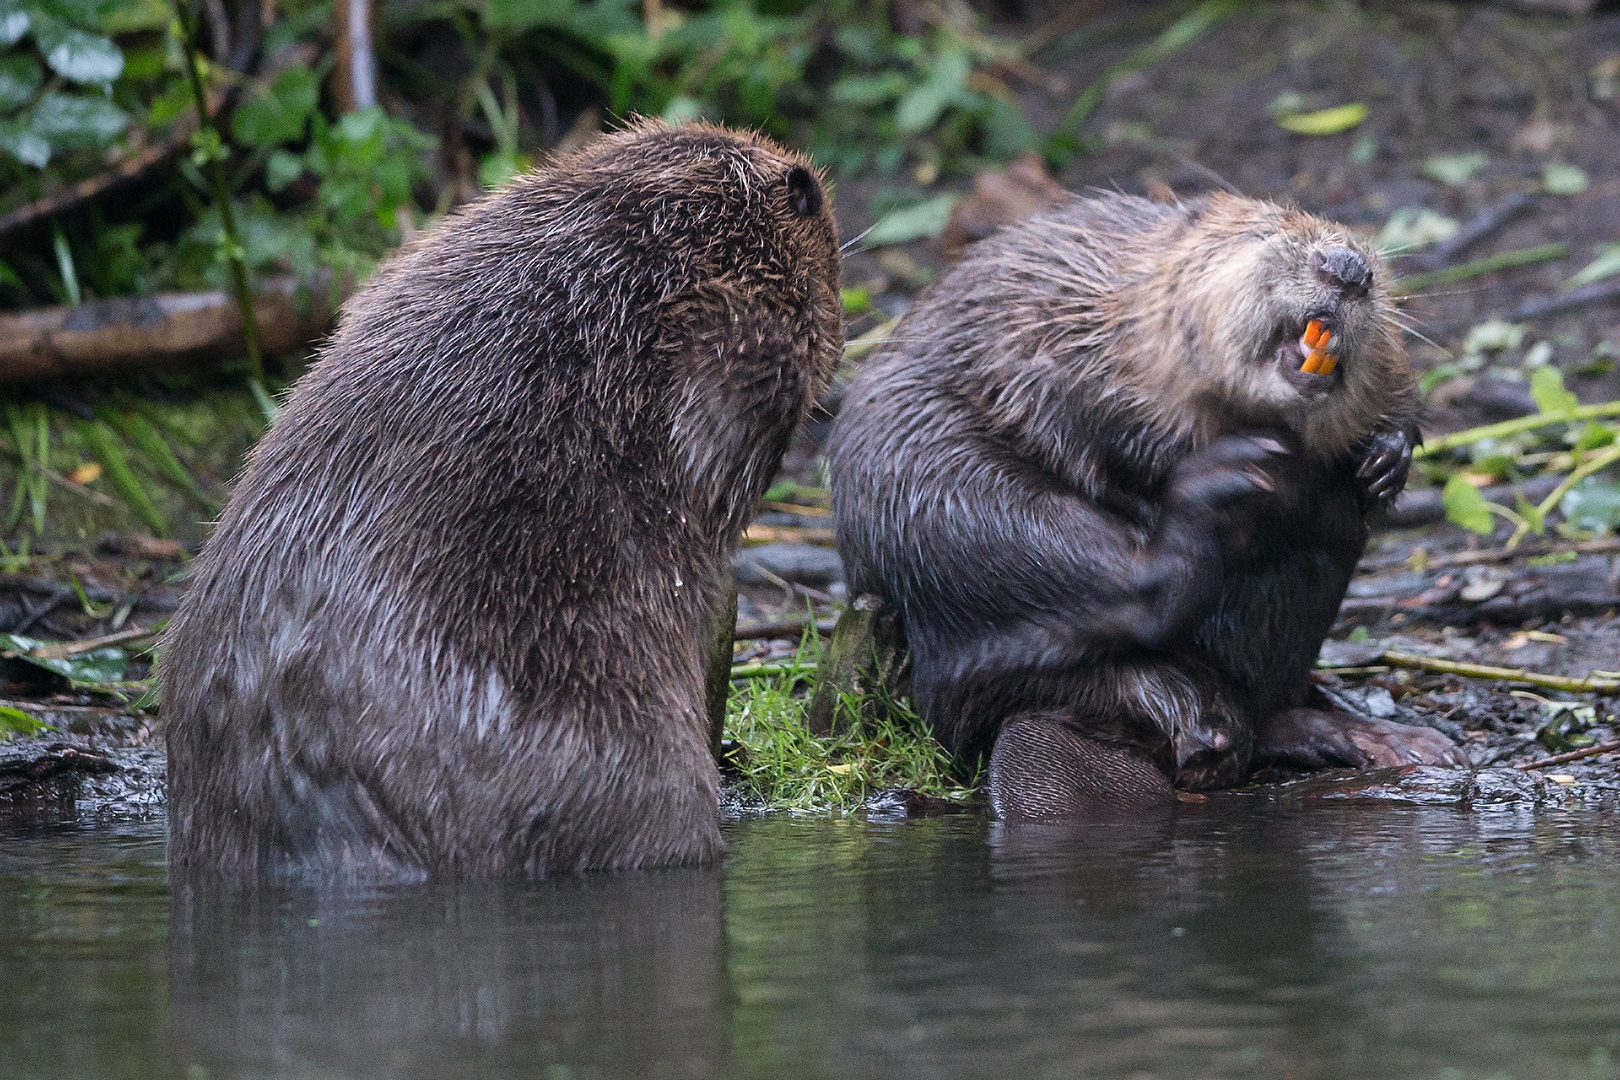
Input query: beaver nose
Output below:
<box><xmin>1314</xmin><ymin>246</ymin><xmax>1372</xmax><ymax>298</ymax></box>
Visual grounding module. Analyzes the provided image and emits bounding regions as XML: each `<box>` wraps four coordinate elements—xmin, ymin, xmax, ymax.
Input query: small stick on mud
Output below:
<box><xmin>1403</xmin><ymin>537</ymin><xmax>1620</xmax><ymax>572</ymax></box>
<box><xmin>1391</xmin><ymin>242</ymin><xmax>1569</xmax><ymax>297</ymax></box>
<box><xmin>27</xmin><ymin>626</ymin><xmax>158</xmax><ymax>660</ymax></box>
<box><xmin>734</xmin><ymin>618</ymin><xmax>837</xmax><ymax>641</ymax></box>
<box><xmin>1518</xmin><ymin>740</ymin><xmax>1620</xmax><ymax>771</ymax></box>
<box><xmin>1382</xmin><ymin>650</ymin><xmax>1620</xmax><ymax>695</ymax></box>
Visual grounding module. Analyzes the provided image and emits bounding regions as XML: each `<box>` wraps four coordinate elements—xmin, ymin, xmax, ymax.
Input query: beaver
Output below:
<box><xmin>830</xmin><ymin>190</ymin><xmax>1464</xmax><ymax>821</ymax></box>
<box><xmin>163</xmin><ymin>121</ymin><xmax>843</xmax><ymax>880</ymax></box>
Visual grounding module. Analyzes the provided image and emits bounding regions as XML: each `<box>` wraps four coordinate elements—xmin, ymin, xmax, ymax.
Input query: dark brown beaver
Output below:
<box><xmin>163</xmin><ymin>121</ymin><xmax>843</xmax><ymax>880</ymax></box>
<box><xmin>830</xmin><ymin>190</ymin><xmax>1463</xmax><ymax>821</ymax></box>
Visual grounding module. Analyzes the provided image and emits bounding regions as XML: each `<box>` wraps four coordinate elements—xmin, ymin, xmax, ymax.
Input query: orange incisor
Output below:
<box><xmin>1300</xmin><ymin>319</ymin><xmax>1338</xmax><ymax>376</ymax></box>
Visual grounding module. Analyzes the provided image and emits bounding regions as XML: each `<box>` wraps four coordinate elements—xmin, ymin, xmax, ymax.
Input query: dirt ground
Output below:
<box><xmin>8</xmin><ymin>1</ymin><xmax>1620</xmax><ymax>813</ymax></box>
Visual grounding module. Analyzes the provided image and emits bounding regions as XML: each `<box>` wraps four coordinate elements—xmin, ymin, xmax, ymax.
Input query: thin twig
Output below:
<box><xmin>1382</xmin><ymin>650</ymin><xmax>1620</xmax><ymax>694</ymax></box>
<box><xmin>1403</xmin><ymin>537</ymin><xmax>1620</xmax><ymax>571</ymax></box>
<box><xmin>742</xmin><ymin>524</ymin><xmax>836</xmax><ymax>545</ymax></box>
<box><xmin>1506</xmin><ymin>442</ymin><xmax>1620</xmax><ymax>549</ymax></box>
<box><xmin>0</xmin><ymin>439</ymin><xmax>116</xmax><ymax>507</ymax></box>
<box><xmin>175</xmin><ymin>0</ymin><xmax>263</xmax><ymax>382</ymax></box>
<box><xmin>1518</xmin><ymin>739</ymin><xmax>1620</xmax><ymax>770</ymax></box>
<box><xmin>1391</xmin><ymin>242</ymin><xmax>1570</xmax><ymax>297</ymax></box>
<box><xmin>734</xmin><ymin>618</ymin><xmax>836</xmax><ymax>641</ymax></box>
<box><xmin>730</xmin><ymin>662</ymin><xmax>818</xmax><ymax>680</ymax></box>
<box><xmin>1416</xmin><ymin>402</ymin><xmax>1620</xmax><ymax>457</ymax></box>
<box><xmin>844</xmin><ymin>316</ymin><xmax>898</xmax><ymax>362</ymax></box>
<box><xmin>28</xmin><ymin>626</ymin><xmax>158</xmax><ymax>660</ymax></box>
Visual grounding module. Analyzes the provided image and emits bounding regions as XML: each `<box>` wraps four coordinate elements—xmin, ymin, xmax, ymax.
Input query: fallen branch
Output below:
<box><xmin>734</xmin><ymin>618</ymin><xmax>836</xmax><ymax>641</ymax></box>
<box><xmin>1391</xmin><ymin>242</ymin><xmax>1570</xmax><ymax>297</ymax></box>
<box><xmin>1382</xmin><ymin>650</ymin><xmax>1620</xmax><ymax>694</ymax></box>
<box><xmin>1514</xmin><ymin>278</ymin><xmax>1620</xmax><ymax>323</ymax></box>
<box><xmin>0</xmin><ymin>276</ymin><xmax>344</xmax><ymax>383</ymax></box>
<box><xmin>1517</xmin><ymin>739</ymin><xmax>1620</xmax><ymax>770</ymax></box>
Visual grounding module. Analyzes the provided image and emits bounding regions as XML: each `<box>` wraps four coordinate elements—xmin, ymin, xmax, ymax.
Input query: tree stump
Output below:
<box><xmin>804</xmin><ymin>593</ymin><xmax>911</xmax><ymax>735</ymax></box>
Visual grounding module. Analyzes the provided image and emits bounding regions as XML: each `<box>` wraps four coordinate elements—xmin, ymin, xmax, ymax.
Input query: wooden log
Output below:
<box><xmin>804</xmin><ymin>593</ymin><xmax>911</xmax><ymax>735</ymax></box>
<box><xmin>0</xmin><ymin>276</ymin><xmax>343</xmax><ymax>383</ymax></box>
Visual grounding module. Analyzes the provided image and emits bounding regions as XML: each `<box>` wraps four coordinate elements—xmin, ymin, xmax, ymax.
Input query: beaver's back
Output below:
<box><xmin>164</xmin><ymin>122</ymin><xmax>842</xmax><ymax>881</ymax></box>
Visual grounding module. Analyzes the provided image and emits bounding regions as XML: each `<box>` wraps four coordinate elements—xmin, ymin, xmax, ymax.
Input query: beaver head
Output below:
<box><xmin>1132</xmin><ymin>193</ymin><xmax>1410</xmax><ymax>458</ymax></box>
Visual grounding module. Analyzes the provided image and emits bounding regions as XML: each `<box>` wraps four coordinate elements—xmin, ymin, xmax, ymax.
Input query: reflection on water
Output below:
<box><xmin>4</xmin><ymin>806</ymin><xmax>1620</xmax><ymax>1079</ymax></box>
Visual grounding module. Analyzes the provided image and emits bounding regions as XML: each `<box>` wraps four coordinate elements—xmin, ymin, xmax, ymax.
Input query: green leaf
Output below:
<box><xmin>31</xmin><ymin>18</ymin><xmax>123</xmax><ymax>85</ymax></box>
<box><xmin>1542</xmin><ymin>162</ymin><xmax>1589</xmax><ymax>196</ymax></box>
<box><xmin>0</xmin><ymin>704</ymin><xmax>51</xmax><ymax>740</ymax></box>
<box><xmin>26</xmin><ymin>90</ymin><xmax>129</xmax><ymax>149</ymax></box>
<box><xmin>1515</xmin><ymin>491</ymin><xmax>1546</xmax><ymax>535</ymax></box>
<box><xmin>231</xmin><ymin>66</ymin><xmax>318</xmax><ymax>148</ymax></box>
<box><xmin>0</xmin><ymin>118</ymin><xmax>48</xmax><ymax>166</ymax></box>
<box><xmin>0</xmin><ymin>52</ymin><xmax>41</xmax><ymax>112</ymax></box>
<box><xmin>265</xmin><ymin>148</ymin><xmax>302</xmax><ymax>191</ymax></box>
<box><xmin>981</xmin><ymin>94</ymin><xmax>1038</xmax><ymax>158</ymax></box>
<box><xmin>1573</xmin><ymin>423</ymin><xmax>1617</xmax><ymax>452</ymax></box>
<box><xmin>841</xmin><ymin>286</ymin><xmax>871</xmax><ymax>315</ymax></box>
<box><xmin>0</xmin><ymin>9</ymin><xmax>28</xmax><ymax>47</ymax></box>
<box><xmin>0</xmin><ymin>633</ymin><xmax>127</xmax><ymax>686</ymax></box>
<box><xmin>1462</xmin><ymin>319</ymin><xmax>1527</xmax><ymax>356</ymax></box>
<box><xmin>1273</xmin><ymin>102</ymin><xmax>1367</xmax><ymax>136</ymax></box>
<box><xmin>1443</xmin><ymin>474</ymin><xmax>1496</xmax><ymax>535</ymax></box>
<box><xmin>1567</xmin><ymin>244</ymin><xmax>1620</xmax><ymax>290</ymax></box>
<box><xmin>830</xmin><ymin>72</ymin><xmax>908</xmax><ymax>107</ymax></box>
<box><xmin>864</xmin><ymin>194</ymin><xmax>959</xmax><ymax>248</ymax></box>
<box><xmin>1373</xmin><ymin>207</ymin><xmax>1458</xmax><ymax>256</ymax></box>
<box><xmin>1421</xmin><ymin>151</ymin><xmax>1488</xmax><ymax>187</ymax></box>
<box><xmin>1530</xmin><ymin>366</ymin><xmax>1579</xmax><ymax>415</ymax></box>
<box><xmin>1561</xmin><ymin>477</ymin><xmax>1620</xmax><ymax>535</ymax></box>
<box><xmin>896</xmin><ymin>46</ymin><xmax>970</xmax><ymax>135</ymax></box>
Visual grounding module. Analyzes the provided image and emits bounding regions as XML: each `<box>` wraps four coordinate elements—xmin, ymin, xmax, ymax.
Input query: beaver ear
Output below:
<box><xmin>784</xmin><ymin>166</ymin><xmax>822</xmax><ymax>217</ymax></box>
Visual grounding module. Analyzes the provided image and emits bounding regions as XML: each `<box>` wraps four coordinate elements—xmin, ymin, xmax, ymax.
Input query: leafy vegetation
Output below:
<box><xmin>726</xmin><ymin>634</ymin><xmax>974</xmax><ymax>812</ymax></box>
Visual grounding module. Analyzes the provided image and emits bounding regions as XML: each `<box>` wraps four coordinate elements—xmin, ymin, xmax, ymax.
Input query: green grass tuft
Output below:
<box><xmin>724</xmin><ymin>635</ymin><xmax>977</xmax><ymax>812</ymax></box>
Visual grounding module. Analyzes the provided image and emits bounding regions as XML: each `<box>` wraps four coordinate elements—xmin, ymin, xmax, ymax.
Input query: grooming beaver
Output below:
<box><xmin>831</xmin><ymin>190</ymin><xmax>1464</xmax><ymax>820</ymax></box>
<box><xmin>163</xmin><ymin>121</ymin><xmax>842</xmax><ymax>879</ymax></box>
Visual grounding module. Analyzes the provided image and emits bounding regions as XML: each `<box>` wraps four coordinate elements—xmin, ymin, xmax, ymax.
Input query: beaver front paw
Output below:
<box><xmin>1357</xmin><ymin>428</ymin><xmax>1413</xmax><ymax>506</ymax></box>
<box><xmin>1258</xmin><ymin>707</ymin><xmax>1467</xmax><ymax>770</ymax></box>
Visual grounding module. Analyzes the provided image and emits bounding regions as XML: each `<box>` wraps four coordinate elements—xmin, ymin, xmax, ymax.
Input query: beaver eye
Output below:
<box><xmin>784</xmin><ymin>166</ymin><xmax>822</xmax><ymax>217</ymax></box>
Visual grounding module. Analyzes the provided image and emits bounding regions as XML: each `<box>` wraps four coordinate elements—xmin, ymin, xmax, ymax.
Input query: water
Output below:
<box><xmin>5</xmin><ymin>805</ymin><xmax>1620</xmax><ymax>1080</ymax></box>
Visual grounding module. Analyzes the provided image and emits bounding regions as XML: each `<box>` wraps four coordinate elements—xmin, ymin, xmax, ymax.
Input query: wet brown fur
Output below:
<box><xmin>832</xmin><ymin>191</ymin><xmax>1431</xmax><ymax>806</ymax></box>
<box><xmin>163</xmin><ymin>121</ymin><xmax>843</xmax><ymax>881</ymax></box>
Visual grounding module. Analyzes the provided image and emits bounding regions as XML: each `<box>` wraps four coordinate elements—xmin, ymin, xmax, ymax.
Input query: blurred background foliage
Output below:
<box><xmin>0</xmin><ymin>0</ymin><xmax>1071</xmax><ymax>542</ymax></box>
<box><xmin>0</xmin><ymin>0</ymin><xmax>1052</xmax><ymax>311</ymax></box>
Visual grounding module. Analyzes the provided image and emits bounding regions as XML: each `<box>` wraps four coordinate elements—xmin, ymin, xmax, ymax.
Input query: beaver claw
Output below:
<box><xmin>1357</xmin><ymin>429</ymin><xmax>1413</xmax><ymax>506</ymax></box>
<box><xmin>1258</xmin><ymin>708</ymin><xmax>1468</xmax><ymax>770</ymax></box>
